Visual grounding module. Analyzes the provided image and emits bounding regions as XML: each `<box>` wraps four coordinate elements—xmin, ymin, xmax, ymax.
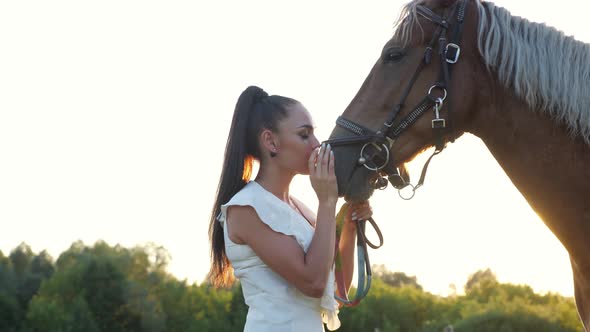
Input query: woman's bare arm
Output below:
<box><xmin>227</xmin><ymin>202</ymin><xmax>335</xmax><ymax>298</ymax></box>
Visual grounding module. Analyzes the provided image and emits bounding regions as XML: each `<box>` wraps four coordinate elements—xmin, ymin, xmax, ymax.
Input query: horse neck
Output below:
<box><xmin>468</xmin><ymin>86</ymin><xmax>590</xmax><ymax>262</ymax></box>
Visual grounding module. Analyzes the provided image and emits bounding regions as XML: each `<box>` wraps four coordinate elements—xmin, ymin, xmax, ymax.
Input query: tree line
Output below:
<box><xmin>0</xmin><ymin>241</ymin><xmax>583</xmax><ymax>331</ymax></box>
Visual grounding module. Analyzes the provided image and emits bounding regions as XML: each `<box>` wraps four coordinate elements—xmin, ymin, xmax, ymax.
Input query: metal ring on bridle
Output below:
<box><xmin>428</xmin><ymin>85</ymin><xmax>447</xmax><ymax>102</ymax></box>
<box><xmin>398</xmin><ymin>183</ymin><xmax>416</xmax><ymax>200</ymax></box>
<box><xmin>359</xmin><ymin>142</ymin><xmax>389</xmax><ymax>171</ymax></box>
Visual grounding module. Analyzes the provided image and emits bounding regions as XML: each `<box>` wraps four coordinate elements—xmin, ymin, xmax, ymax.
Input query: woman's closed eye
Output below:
<box><xmin>299</xmin><ymin>129</ymin><xmax>312</xmax><ymax>140</ymax></box>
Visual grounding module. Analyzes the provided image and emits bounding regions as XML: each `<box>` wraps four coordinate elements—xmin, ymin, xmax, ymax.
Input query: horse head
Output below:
<box><xmin>328</xmin><ymin>0</ymin><xmax>486</xmax><ymax>202</ymax></box>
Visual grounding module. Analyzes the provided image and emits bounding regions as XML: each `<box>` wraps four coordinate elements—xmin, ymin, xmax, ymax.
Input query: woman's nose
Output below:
<box><xmin>311</xmin><ymin>136</ymin><xmax>320</xmax><ymax>148</ymax></box>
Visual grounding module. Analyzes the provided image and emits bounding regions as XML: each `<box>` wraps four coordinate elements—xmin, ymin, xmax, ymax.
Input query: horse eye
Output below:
<box><xmin>383</xmin><ymin>48</ymin><xmax>405</xmax><ymax>63</ymax></box>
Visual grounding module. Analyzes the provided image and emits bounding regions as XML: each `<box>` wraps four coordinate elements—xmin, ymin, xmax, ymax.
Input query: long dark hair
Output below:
<box><xmin>208</xmin><ymin>85</ymin><xmax>298</xmax><ymax>287</ymax></box>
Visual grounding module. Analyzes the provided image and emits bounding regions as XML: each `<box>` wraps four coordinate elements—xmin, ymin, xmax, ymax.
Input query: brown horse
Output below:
<box><xmin>327</xmin><ymin>0</ymin><xmax>590</xmax><ymax>329</ymax></box>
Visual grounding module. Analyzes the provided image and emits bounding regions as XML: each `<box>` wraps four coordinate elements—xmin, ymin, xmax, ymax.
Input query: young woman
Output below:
<box><xmin>208</xmin><ymin>86</ymin><xmax>373</xmax><ymax>331</ymax></box>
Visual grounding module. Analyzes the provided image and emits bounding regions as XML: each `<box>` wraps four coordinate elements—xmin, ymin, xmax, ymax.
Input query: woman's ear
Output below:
<box><xmin>260</xmin><ymin>129</ymin><xmax>279</xmax><ymax>156</ymax></box>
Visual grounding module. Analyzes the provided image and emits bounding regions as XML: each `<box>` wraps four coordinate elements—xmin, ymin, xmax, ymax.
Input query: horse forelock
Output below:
<box><xmin>392</xmin><ymin>1</ymin><xmax>424</xmax><ymax>48</ymax></box>
<box><xmin>392</xmin><ymin>0</ymin><xmax>590</xmax><ymax>145</ymax></box>
<box><xmin>477</xmin><ymin>1</ymin><xmax>590</xmax><ymax>144</ymax></box>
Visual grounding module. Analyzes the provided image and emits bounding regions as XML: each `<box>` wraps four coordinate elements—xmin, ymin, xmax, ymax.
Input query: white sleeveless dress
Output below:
<box><xmin>218</xmin><ymin>181</ymin><xmax>341</xmax><ymax>332</ymax></box>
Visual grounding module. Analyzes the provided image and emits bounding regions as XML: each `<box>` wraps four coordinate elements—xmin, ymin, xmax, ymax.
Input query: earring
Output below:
<box><xmin>270</xmin><ymin>151</ymin><xmax>277</xmax><ymax>158</ymax></box>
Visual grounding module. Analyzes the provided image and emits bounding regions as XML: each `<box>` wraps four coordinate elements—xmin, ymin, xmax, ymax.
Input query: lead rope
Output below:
<box><xmin>334</xmin><ymin>203</ymin><xmax>383</xmax><ymax>307</ymax></box>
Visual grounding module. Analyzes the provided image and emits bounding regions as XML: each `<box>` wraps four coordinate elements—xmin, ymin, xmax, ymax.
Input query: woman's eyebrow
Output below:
<box><xmin>297</xmin><ymin>124</ymin><xmax>315</xmax><ymax>130</ymax></box>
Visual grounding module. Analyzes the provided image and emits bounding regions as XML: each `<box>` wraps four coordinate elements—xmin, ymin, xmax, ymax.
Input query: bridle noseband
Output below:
<box><xmin>327</xmin><ymin>0</ymin><xmax>468</xmax><ymax>307</ymax></box>
<box><xmin>324</xmin><ymin>0</ymin><xmax>468</xmax><ymax>200</ymax></box>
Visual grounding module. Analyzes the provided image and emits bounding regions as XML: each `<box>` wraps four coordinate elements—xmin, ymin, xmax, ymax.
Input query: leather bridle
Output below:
<box><xmin>328</xmin><ymin>0</ymin><xmax>468</xmax><ymax>306</ymax></box>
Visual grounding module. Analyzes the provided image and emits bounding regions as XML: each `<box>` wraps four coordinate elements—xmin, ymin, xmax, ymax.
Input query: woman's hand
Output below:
<box><xmin>347</xmin><ymin>201</ymin><xmax>373</xmax><ymax>224</ymax></box>
<box><xmin>308</xmin><ymin>143</ymin><xmax>338</xmax><ymax>205</ymax></box>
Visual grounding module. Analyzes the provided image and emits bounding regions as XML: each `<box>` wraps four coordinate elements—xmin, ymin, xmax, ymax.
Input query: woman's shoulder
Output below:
<box><xmin>223</xmin><ymin>181</ymin><xmax>265</xmax><ymax>206</ymax></box>
<box><xmin>220</xmin><ymin>181</ymin><xmax>282</xmax><ymax>224</ymax></box>
<box><xmin>222</xmin><ymin>182</ymin><xmax>305</xmax><ymax>242</ymax></box>
<box><xmin>218</xmin><ymin>182</ymin><xmax>258</xmax><ymax>223</ymax></box>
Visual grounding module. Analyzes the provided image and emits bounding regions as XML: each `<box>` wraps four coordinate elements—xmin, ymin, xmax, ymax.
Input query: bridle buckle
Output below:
<box><xmin>445</xmin><ymin>43</ymin><xmax>461</xmax><ymax>64</ymax></box>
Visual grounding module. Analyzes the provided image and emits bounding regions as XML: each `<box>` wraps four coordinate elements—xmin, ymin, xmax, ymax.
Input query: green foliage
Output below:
<box><xmin>373</xmin><ymin>264</ymin><xmax>423</xmax><ymax>290</ymax></box>
<box><xmin>464</xmin><ymin>268</ymin><xmax>498</xmax><ymax>294</ymax></box>
<box><xmin>26</xmin><ymin>295</ymin><xmax>100</xmax><ymax>332</ymax></box>
<box><xmin>455</xmin><ymin>269</ymin><xmax>582</xmax><ymax>332</ymax></box>
<box><xmin>339</xmin><ymin>278</ymin><xmax>449</xmax><ymax>332</ymax></box>
<box><xmin>0</xmin><ymin>244</ymin><xmax>584</xmax><ymax>331</ymax></box>
<box><xmin>26</xmin><ymin>241</ymin><xmax>171</xmax><ymax>332</ymax></box>
<box><xmin>0</xmin><ymin>244</ymin><xmax>58</xmax><ymax>331</ymax></box>
<box><xmin>453</xmin><ymin>310</ymin><xmax>573</xmax><ymax>332</ymax></box>
<box><xmin>0</xmin><ymin>292</ymin><xmax>21</xmax><ymax>332</ymax></box>
<box><xmin>9</xmin><ymin>243</ymin><xmax>34</xmax><ymax>277</ymax></box>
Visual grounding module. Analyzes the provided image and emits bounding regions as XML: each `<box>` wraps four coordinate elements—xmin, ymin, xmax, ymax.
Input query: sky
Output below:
<box><xmin>1</xmin><ymin>0</ymin><xmax>588</xmax><ymax>297</ymax></box>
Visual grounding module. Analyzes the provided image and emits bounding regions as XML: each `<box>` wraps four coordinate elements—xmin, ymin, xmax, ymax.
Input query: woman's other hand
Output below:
<box><xmin>348</xmin><ymin>201</ymin><xmax>373</xmax><ymax>223</ymax></box>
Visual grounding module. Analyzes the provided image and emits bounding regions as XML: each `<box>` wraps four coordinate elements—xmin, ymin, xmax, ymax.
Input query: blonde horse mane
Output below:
<box><xmin>393</xmin><ymin>0</ymin><xmax>590</xmax><ymax>144</ymax></box>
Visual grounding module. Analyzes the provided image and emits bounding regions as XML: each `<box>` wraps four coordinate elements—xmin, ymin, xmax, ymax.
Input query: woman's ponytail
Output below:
<box><xmin>208</xmin><ymin>86</ymin><xmax>263</xmax><ymax>286</ymax></box>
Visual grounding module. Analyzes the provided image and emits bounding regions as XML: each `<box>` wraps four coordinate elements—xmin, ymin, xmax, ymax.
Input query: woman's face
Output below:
<box><xmin>274</xmin><ymin>103</ymin><xmax>320</xmax><ymax>175</ymax></box>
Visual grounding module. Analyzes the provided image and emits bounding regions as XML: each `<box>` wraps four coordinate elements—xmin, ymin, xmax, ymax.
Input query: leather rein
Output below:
<box><xmin>327</xmin><ymin>0</ymin><xmax>468</xmax><ymax>306</ymax></box>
